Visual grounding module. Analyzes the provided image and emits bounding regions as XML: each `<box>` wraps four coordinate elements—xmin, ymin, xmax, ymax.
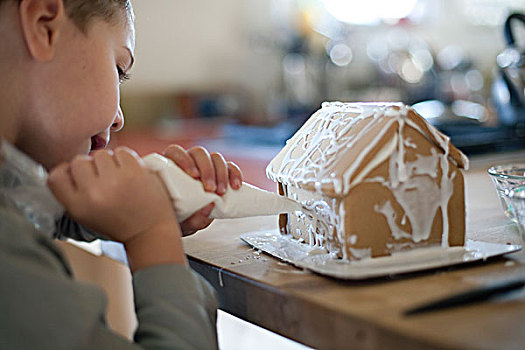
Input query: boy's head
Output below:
<box><xmin>0</xmin><ymin>0</ymin><xmax>134</xmax><ymax>32</ymax></box>
<box><xmin>0</xmin><ymin>0</ymin><xmax>135</xmax><ymax>170</ymax></box>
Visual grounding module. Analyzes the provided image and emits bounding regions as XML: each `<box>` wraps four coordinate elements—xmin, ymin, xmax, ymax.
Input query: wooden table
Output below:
<box><xmin>183</xmin><ymin>156</ymin><xmax>525</xmax><ymax>350</ymax></box>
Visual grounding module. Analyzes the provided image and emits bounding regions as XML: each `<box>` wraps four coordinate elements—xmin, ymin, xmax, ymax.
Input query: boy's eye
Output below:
<box><xmin>117</xmin><ymin>66</ymin><xmax>130</xmax><ymax>84</ymax></box>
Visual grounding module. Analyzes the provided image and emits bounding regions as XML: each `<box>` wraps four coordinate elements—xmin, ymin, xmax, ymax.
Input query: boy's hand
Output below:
<box><xmin>48</xmin><ymin>148</ymin><xmax>187</xmax><ymax>271</ymax></box>
<box><xmin>47</xmin><ymin>148</ymin><xmax>179</xmax><ymax>244</ymax></box>
<box><xmin>163</xmin><ymin>144</ymin><xmax>243</xmax><ymax>236</ymax></box>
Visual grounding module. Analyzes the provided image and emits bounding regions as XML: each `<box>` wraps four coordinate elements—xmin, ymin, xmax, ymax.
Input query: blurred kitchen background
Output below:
<box><xmin>114</xmin><ymin>1</ymin><xmax>525</xmax><ymax>348</ymax></box>
<box><xmin>118</xmin><ymin>0</ymin><xmax>525</xmax><ymax>166</ymax></box>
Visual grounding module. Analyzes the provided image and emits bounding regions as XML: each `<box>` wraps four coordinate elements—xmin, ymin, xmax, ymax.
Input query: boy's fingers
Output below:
<box><xmin>92</xmin><ymin>150</ymin><xmax>117</xmax><ymax>176</ymax></box>
<box><xmin>47</xmin><ymin>163</ymin><xmax>77</xmax><ymax>205</ymax></box>
<box><xmin>199</xmin><ymin>202</ymin><xmax>215</xmax><ymax>217</ymax></box>
<box><xmin>211</xmin><ymin>152</ymin><xmax>228</xmax><ymax>195</ymax></box>
<box><xmin>180</xmin><ymin>204</ymin><xmax>215</xmax><ymax>236</ymax></box>
<box><xmin>188</xmin><ymin>147</ymin><xmax>216</xmax><ymax>192</ymax></box>
<box><xmin>227</xmin><ymin>162</ymin><xmax>243</xmax><ymax>189</ymax></box>
<box><xmin>114</xmin><ymin>147</ymin><xmax>142</xmax><ymax>170</ymax></box>
<box><xmin>69</xmin><ymin>155</ymin><xmax>97</xmax><ymax>190</ymax></box>
<box><xmin>163</xmin><ymin>145</ymin><xmax>199</xmax><ymax>178</ymax></box>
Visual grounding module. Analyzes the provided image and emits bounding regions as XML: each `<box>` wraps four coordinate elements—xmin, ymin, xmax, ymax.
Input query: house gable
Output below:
<box><xmin>266</xmin><ymin>102</ymin><xmax>468</xmax><ymax>198</ymax></box>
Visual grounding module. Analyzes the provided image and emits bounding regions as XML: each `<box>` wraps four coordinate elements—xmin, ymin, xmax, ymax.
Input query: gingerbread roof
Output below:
<box><xmin>266</xmin><ymin>102</ymin><xmax>469</xmax><ymax>197</ymax></box>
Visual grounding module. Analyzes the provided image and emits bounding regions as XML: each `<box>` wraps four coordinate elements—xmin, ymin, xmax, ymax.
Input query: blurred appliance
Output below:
<box><xmin>416</xmin><ymin>13</ymin><xmax>525</xmax><ymax>155</ymax></box>
<box><xmin>492</xmin><ymin>13</ymin><xmax>525</xmax><ymax>126</ymax></box>
<box><xmin>413</xmin><ymin>99</ymin><xmax>509</xmax><ymax>154</ymax></box>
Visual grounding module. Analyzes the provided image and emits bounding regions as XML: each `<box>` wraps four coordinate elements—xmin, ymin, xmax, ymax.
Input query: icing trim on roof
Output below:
<box><xmin>266</xmin><ymin>102</ymin><xmax>469</xmax><ymax>197</ymax></box>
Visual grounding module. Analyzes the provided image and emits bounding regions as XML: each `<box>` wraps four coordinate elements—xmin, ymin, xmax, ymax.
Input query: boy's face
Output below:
<box><xmin>21</xmin><ymin>14</ymin><xmax>135</xmax><ymax>170</ymax></box>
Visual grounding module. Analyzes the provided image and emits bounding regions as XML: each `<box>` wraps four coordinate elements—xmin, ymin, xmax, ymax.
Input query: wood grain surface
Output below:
<box><xmin>183</xmin><ymin>156</ymin><xmax>525</xmax><ymax>350</ymax></box>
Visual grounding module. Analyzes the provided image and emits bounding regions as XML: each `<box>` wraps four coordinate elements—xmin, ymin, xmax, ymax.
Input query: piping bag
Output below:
<box><xmin>142</xmin><ymin>153</ymin><xmax>303</xmax><ymax>221</ymax></box>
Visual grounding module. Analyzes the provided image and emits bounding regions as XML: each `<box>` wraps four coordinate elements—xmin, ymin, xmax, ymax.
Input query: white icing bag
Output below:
<box><xmin>142</xmin><ymin>153</ymin><xmax>303</xmax><ymax>222</ymax></box>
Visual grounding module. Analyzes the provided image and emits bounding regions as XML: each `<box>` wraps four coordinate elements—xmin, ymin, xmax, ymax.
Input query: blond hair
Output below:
<box><xmin>0</xmin><ymin>0</ymin><xmax>133</xmax><ymax>31</ymax></box>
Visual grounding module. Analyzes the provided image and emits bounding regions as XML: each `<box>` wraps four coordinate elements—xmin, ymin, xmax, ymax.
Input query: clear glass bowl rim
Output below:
<box><xmin>487</xmin><ymin>163</ymin><xmax>525</xmax><ymax>180</ymax></box>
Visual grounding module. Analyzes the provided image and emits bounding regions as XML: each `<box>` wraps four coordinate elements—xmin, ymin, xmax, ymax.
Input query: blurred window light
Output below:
<box><xmin>412</xmin><ymin>100</ymin><xmax>445</xmax><ymax>120</ymax></box>
<box><xmin>497</xmin><ymin>48</ymin><xmax>522</xmax><ymax>69</ymax></box>
<box><xmin>450</xmin><ymin>72</ymin><xmax>470</xmax><ymax>95</ymax></box>
<box><xmin>400</xmin><ymin>58</ymin><xmax>424</xmax><ymax>83</ymax></box>
<box><xmin>462</xmin><ymin>0</ymin><xmax>525</xmax><ymax>26</ymax></box>
<box><xmin>493</xmin><ymin>78</ymin><xmax>511</xmax><ymax>104</ymax></box>
<box><xmin>465</xmin><ymin>69</ymin><xmax>485</xmax><ymax>91</ymax></box>
<box><xmin>320</xmin><ymin>0</ymin><xmax>419</xmax><ymax>25</ymax></box>
<box><xmin>329</xmin><ymin>43</ymin><xmax>353</xmax><ymax>66</ymax></box>
<box><xmin>367</xmin><ymin>39</ymin><xmax>389</xmax><ymax>61</ymax></box>
<box><xmin>410</xmin><ymin>48</ymin><xmax>434</xmax><ymax>72</ymax></box>
<box><xmin>387</xmin><ymin>54</ymin><xmax>401</xmax><ymax>73</ymax></box>
<box><xmin>451</xmin><ymin>100</ymin><xmax>488</xmax><ymax>122</ymax></box>
<box><xmin>283</xmin><ymin>53</ymin><xmax>306</xmax><ymax>75</ymax></box>
<box><xmin>387</xmin><ymin>28</ymin><xmax>410</xmax><ymax>50</ymax></box>
<box><xmin>437</xmin><ymin>46</ymin><xmax>466</xmax><ymax>71</ymax></box>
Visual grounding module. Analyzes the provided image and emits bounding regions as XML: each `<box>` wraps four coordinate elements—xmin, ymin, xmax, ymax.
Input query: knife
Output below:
<box><xmin>404</xmin><ymin>278</ymin><xmax>525</xmax><ymax>316</ymax></box>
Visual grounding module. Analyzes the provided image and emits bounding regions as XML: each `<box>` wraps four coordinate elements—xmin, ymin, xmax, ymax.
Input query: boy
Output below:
<box><xmin>0</xmin><ymin>0</ymin><xmax>241</xmax><ymax>348</ymax></box>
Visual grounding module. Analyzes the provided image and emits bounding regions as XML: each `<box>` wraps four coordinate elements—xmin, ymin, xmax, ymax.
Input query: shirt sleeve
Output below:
<box><xmin>0</xmin><ymin>207</ymin><xmax>219</xmax><ymax>350</ymax></box>
<box><xmin>54</xmin><ymin>214</ymin><xmax>109</xmax><ymax>242</ymax></box>
<box><xmin>133</xmin><ymin>265</ymin><xmax>219</xmax><ymax>350</ymax></box>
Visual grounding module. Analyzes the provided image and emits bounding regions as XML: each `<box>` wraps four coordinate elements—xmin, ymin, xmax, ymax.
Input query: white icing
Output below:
<box><xmin>366</xmin><ymin>144</ymin><xmax>445</xmax><ymax>243</ymax></box>
<box><xmin>424</xmin><ymin>126</ymin><xmax>456</xmax><ymax>247</ymax></box>
<box><xmin>390</xmin><ymin>177</ymin><xmax>443</xmax><ymax>242</ymax></box>
<box><xmin>404</xmin><ymin>137</ymin><xmax>418</xmax><ymax>149</ymax></box>
<box><xmin>349</xmin><ymin>247</ymin><xmax>372</xmax><ymax>260</ymax></box>
<box><xmin>386</xmin><ymin>241</ymin><xmax>417</xmax><ymax>252</ymax></box>
<box><xmin>308</xmin><ymin>246</ymin><xmax>328</xmax><ymax>255</ymax></box>
<box><xmin>338</xmin><ymin>201</ymin><xmax>348</xmax><ymax>261</ymax></box>
<box><xmin>301</xmin><ymin>199</ymin><xmax>336</xmax><ymax>247</ymax></box>
<box><xmin>374</xmin><ymin>201</ymin><xmax>412</xmax><ymax>240</ymax></box>
<box><xmin>409</xmin><ymin>149</ymin><xmax>439</xmax><ymax>178</ymax></box>
<box><xmin>347</xmin><ymin>123</ymin><xmax>398</xmax><ymax>188</ymax></box>
<box><xmin>283</xmin><ymin>185</ymin><xmax>346</xmax><ymax>258</ymax></box>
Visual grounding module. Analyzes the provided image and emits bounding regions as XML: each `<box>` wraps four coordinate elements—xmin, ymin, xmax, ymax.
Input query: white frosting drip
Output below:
<box><xmin>283</xmin><ymin>184</ymin><xmax>346</xmax><ymax>258</ymax></box>
<box><xmin>404</xmin><ymin>137</ymin><xmax>418</xmax><ymax>149</ymax></box>
<box><xmin>345</xmin><ymin>119</ymin><xmax>398</xmax><ymax>190</ymax></box>
<box><xmin>374</xmin><ymin>201</ymin><xmax>411</xmax><ymax>240</ymax></box>
<box><xmin>369</xmin><ymin>123</ymin><xmax>453</xmax><ymax>244</ymax></box>
<box><xmin>308</xmin><ymin>246</ymin><xmax>328</xmax><ymax>255</ymax></box>
<box><xmin>303</xmin><ymin>198</ymin><xmax>340</xmax><ymax>247</ymax></box>
<box><xmin>349</xmin><ymin>247</ymin><xmax>372</xmax><ymax>260</ymax></box>
<box><xmin>390</xmin><ymin>177</ymin><xmax>443</xmax><ymax>242</ymax></box>
<box><xmin>386</xmin><ymin>241</ymin><xmax>417</xmax><ymax>251</ymax></box>
<box><xmin>409</xmin><ymin>150</ymin><xmax>439</xmax><ymax>178</ymax></box>
<box><xmin>338</xmin><ymin>200</ymin><xmax>348</xmax><ymax>261</ymax></box>
<box><xmin>425</xmin><ymin>126</ymin><xmax>456</xmax><ymax>247</ymax></box>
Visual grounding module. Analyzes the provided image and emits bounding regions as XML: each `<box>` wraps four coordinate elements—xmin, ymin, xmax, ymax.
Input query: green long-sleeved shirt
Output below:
<box><xmin>0</xmin><ymin>142</ymin><xmax>219</xmax><ymax>349</ymax></box>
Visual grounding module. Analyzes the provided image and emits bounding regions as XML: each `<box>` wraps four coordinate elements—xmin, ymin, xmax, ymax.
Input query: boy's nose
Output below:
<box><xmin>111</xmin><ymin>106</ymin><xmax>125</xmax><ymax>132</ymax></box>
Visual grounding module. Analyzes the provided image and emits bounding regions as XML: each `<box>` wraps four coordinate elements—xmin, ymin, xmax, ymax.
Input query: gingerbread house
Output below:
<box><xmin>266</xmin><ymin>102</ymin><xmax>469</xmax><ymax>260</ymax></box>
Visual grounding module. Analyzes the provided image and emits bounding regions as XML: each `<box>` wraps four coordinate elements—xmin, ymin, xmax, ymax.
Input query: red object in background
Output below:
<box><xmin>176</xmin><ymin>93</ymin><xmax>198</xmax><ymax>119</ymax></box>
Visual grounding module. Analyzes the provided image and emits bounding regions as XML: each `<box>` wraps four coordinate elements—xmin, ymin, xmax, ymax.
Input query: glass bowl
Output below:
<box><xmin>488</xmin><ymin>163</ymin><xmax>525</xmax><ymax>222</ymax></box>
<box><xmin>507</xmin><ymin>187</ymin><xmax>525</xmax><ymax>243</ymax></box>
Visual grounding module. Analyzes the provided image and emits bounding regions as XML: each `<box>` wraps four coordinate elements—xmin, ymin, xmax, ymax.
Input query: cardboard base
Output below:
<box><xmin>241</xmin><ymin>229</ymin><xmax>522</xmax><ymax>280</ymax></box>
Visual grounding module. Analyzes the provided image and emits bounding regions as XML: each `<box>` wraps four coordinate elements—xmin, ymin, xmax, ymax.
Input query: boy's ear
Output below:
<box><xmin>19</xmin><ymin>0</ymin><xmax>66</xmax><ymax>62</ymax></box>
